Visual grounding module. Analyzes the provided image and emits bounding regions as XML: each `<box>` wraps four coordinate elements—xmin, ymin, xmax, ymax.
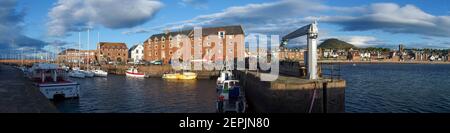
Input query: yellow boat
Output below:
<box><xmin>179</xmin><ymin>72</ymin><xmax>197</xmax><ymax>80</ymax></box>
<box><xmin>162</xmin><ymin>72</ymin><xmax>197</xmax><ymax>80</ymax></box>
<box><xmin>162</xmin><ymin>73</ymin><xmax>180</xmax><ymax>79</ymax></box>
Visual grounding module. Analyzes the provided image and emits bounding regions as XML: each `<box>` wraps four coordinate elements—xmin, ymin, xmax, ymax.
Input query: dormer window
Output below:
<box><xmin>218</xmin><ymin>31</ymin><xmax>225</xmax><ymax>38</ymax></box>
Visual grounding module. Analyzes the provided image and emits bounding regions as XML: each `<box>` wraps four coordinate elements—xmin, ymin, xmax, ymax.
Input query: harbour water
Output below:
<box><xmin>55</xmin><ymin>76</ymin><xmax>217</xmax><ymax>113</ymax></box>
<box><xmin>342</xmin><ymin>64</ymin><xmax>450</xmax><ymax>113</ymax></box>
<box><xmin>55</xmin><ymin>64</ymin><xmax>450</xmax><ymax>113</ymax></box>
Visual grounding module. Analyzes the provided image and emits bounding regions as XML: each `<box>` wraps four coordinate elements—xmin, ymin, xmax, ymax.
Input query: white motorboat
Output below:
<box><xmin>126</xmin><ymin>67</ymin><xmax>145</xmax><ymax>78</ymax></box>
<box><xmin>80</xmin><ymin>70</ymin><xmax>94</xmax><ymax>78</ymax></box>
<box><xmin>68</xmin><ymin>70</ymin><xmax>85</xmax><ymax>78</ymax></box>
<box><xmin>92</xmin><ymin>69</ymin><xmax>108</xmax><ymax>77</ymax></box>
<box><xmin>29</xmin><ymin>63</ymin><xmax>80</xmax><ymax>100</ymax></box>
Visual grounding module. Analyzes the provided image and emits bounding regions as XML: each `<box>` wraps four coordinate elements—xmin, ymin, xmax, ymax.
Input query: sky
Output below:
<box><xmin>1</xmin><ymin>0</ymin><xmax>450</xmax><ymax>56</ymax></box>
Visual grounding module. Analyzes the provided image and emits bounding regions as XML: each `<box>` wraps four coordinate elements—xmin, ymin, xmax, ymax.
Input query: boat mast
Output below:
<box><xmin>78</xmin><ymin>32</ymin><xmax>81</xmax><ymax>68</ymax></box>
<box><xmin>87</xmin><ymin>28</ymin><xmax>90</xmax><ymax>69</ymax></box>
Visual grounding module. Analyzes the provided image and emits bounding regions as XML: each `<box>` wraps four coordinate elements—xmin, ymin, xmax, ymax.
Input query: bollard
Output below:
<box><xmin>323</xmin><ymin>82</ymin><xmax>328</xmax><ymax>113</ymax></box>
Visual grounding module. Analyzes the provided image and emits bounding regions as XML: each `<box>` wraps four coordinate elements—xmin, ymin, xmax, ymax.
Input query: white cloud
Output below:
<box><xmin>47</xmin><ymin>0</ymin><xmax>163</xmax><ymax>37</ymax></box>
<box><xmin>123</xmin><ymin>0</ymin><xmax>450</xmax><ymax>48</ymax></box>
<box><xmin>339</xmin><ymin>36</ymin><xmax>378</xmax><ymax>47</ymax></box>
<box><xmin>0</xmin><ymin>0</ymin><xmax>48</xmax><ymax>50</ymax></box>
<box><xmin>323</xmin><ymin>3</ymin><xmax>450</xmax><ymax>37</ymax></box>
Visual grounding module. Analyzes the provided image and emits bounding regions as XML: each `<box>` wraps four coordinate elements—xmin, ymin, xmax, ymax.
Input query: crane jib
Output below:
<box><xmin>282</xmin><ymin>24</ymin><xmax>312</xmax><ymax>40</ymax></box>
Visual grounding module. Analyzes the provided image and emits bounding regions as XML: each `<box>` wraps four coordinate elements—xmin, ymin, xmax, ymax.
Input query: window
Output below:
<box><xmin>169</xmin><ymin>51</ymin><xmax>173</xmax><ymax>55</ymax></box>
<box><xmin>162</xmin><ymin>44</ymin><xmax>165</xmax><ymax>48</ymax></box>
<box><xmin>155</xmin><ymin>52</ymin><xmax>158</xmax><ymax>56</ymax></box>
<box><xmin>162</xmin><ymin>37</ymin><xmax>165</xmax><ymax>42</ymax></box>
<box><xmin>207</xmin><ymin>42</ymin><xmax>211</xmax><ymax>46</ymax></box>
<box><xmin>218</xmin><ymin>31</ymin><xmax>225</xmax><ymax>38</ymax></box>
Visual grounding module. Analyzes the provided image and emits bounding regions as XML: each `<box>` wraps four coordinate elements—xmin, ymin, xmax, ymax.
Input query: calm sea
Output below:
<box><xmin>55</xmin><ymin>64</ymin><xmax>450</xmax><ymax>113</ymax></box>
<box><xmin>342</xmin><ymin>64</ymin><xmax>450</xmax><ymax>113</ymax></box>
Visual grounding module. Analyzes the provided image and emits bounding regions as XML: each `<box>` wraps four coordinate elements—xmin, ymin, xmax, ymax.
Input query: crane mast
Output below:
<box><xmin>281</xmin><ymin>21</ymin><xmax>318</xmax><ymax>80</ymax></box>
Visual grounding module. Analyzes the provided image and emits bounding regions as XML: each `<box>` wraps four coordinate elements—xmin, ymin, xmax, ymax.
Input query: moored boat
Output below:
<box><xmin>68</xmin><ymin>70</ymin><xmax>85</xmax><ymax>78</ymax></box>
<box><xmin>162</xmin><ymin>73</ymin><xmax>180</xmax><ymax>79</ymax></box>
<box><xmin>80</xmin><ymin>70</ymin><xmax>94</xmax><ymax>78</ymax></box>
<box><xmin>126</xmin><ymin>66</ymin><xmax>145</xmax><ymax>78</ymax></box>
<box><xmin>217</xmin><ymin>70</ymin><xmax>233</xmax><ymax>85</ymax></box>
<box><xmin>162</xmin><ymin>72</ymin><xmax>197</xmax><ymax>80</ymax></box>
<box><xmin>179</xmin><ymin>72</ymin><xmax>197</xmax><ymax>80</ymax></box>
<box><xmin>29</xmin><ymin>63</ymin><xmax>80</xmax><ymax>100</ymax></box>
<box><xmin>92</xmin><ymin>69</ymin><xmax>108</xmax><ymax>77</ymax></box>
<box><xmin>216</xmin><ymin>80</ymin><xmax>246</xmax><ymax>113</ymax></box>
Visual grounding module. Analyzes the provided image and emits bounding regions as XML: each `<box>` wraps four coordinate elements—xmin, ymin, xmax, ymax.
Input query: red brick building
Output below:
<box><xmin>96</xmin><ymin>42</ymin><xmax>129</xmax><ymax>64</ymax></box>
<box><xmin>57</xmin><ymin>49</ymin><xmax>96</xmax><ymax>64</ymax></box>
<box><xmin>143</xmin><ymin>25</ymin><xmax>245</xmax><ymax>64</ymax></box>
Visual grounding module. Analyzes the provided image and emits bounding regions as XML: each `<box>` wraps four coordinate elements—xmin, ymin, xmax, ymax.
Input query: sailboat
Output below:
<box><xmin>69</xmin><ymin>32</ymin><xmax>86</xmax><ymax>78</ymax></box>
<box><xmin>90</xmin><ymin>31</ymin><xmax>108</xmax><ymax>77</ymax></box>
<box><xmin>79</xmin><ymin>29</ymin><xmax>95</xmax><ymax>78</ymax></box>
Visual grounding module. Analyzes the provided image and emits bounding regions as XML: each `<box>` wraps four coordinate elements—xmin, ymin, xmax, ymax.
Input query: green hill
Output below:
<box><xmin>318</xmin><ymin>38</ymin><xmax>356</xmax><ymax>49</ymax></box>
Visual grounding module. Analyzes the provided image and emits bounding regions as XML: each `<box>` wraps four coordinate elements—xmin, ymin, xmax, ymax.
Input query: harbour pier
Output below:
<box><xmin>235</xmin><ymin>70</ymin><xmax>346</xmax><ymax>113</ymax></box>
<box><xmin>0</xmin><ymin>64</ymin><xmax>58</xmax><ymax>113</ymax></box>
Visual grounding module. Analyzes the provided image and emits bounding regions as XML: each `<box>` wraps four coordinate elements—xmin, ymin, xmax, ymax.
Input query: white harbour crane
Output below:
<box><xmin>281</xmin><ymin>21</ymin><xmax>319</xmax><ymax>80</ymax></box>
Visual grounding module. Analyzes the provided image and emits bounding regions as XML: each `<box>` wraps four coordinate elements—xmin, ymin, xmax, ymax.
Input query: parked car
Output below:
<box><xmin>149</xmin><ymin>60</ymin><xmax>162</xmax><ymax>65</ymax></box>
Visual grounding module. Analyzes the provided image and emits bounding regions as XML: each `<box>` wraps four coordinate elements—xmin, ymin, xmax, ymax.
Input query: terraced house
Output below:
<box><xmin>143</xmin><ymin>25</ymin><xmax>245</xmax><ymax>65</ymax></box>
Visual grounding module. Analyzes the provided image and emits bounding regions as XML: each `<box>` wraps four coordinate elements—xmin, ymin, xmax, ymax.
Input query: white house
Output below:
<box><xmin>129</xmin><ymin>43</ymin><xmax>144</xmax><ymax>63</ymax></box>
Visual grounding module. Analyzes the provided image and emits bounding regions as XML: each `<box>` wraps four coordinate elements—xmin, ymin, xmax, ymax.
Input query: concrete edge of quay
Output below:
<box><xmin>0</xmin><ymin>64</ymin><xmax>59</xmax><ymax>113</ymax></box>
<box><xmin>235</xmin><ymin>70</ymin><xmax>346</xmax><ymax>113</ymax></box>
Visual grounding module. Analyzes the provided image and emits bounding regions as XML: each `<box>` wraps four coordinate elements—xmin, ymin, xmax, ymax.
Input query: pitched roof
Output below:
<box><xmin>98</xmin><ymin>42</ymin><xmax>128</xmax><ymax>49</ymax></box>
<box><xmin>129</xmin><ymin>44</ymin><xmax>143</xmax><ymax>51</ymax></box>
<box><xmin>58</xmin><ymin>48</ymin><xmax>78</xmax><ymax>55</ymax></box>
<box><xmin>146</xmin><ymin>25</ymin><xmax>244</xmax><ymax>41</ymax></box>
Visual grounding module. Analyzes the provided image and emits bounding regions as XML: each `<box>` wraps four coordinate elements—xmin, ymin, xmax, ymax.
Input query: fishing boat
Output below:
<box><xmin>216</xmin><ymin>80</ymin><xmax>246</xmax><ymax>113</ymax></box>
<box><xmin>217</xmin><ymin>70</ymin><xmax>233</xmax><ymax>85</ymax></box>
<box><xmin>92</xmin><ymin>69</ymin><xmax>108</xmax><ymax>77</ymax></box>
<box><xmin>126</xmin><ymin>66</ymin><xmax>145</xmax><ymax>78</ymax></box>
<box><xmin>29</xmin><ymin>63</ymin><xmax>80</xmax><ymax>100</ymax></box>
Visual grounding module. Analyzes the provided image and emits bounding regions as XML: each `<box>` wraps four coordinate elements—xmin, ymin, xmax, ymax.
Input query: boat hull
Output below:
<box><xmin>162</xmin><ymin>74</ymin><xmax>179</xmax><ymax>79</ymax></box>
<box><xmin>36</xmin><ymin>82</ymin><xmax>80</xmax><ymax>100</ymax></box>
<box><xmin>68</xmin><ymin>72</ymin><xmax>85</xmax><ymax>78</ymax></box>
<box><xmin>162</xmin><ymin>73</ymin><xmax>197</xmax><ymax>80</ymax></box>
<box><xmin>80</xmin><ymin>71</ymin><xmax>94</xmax><ymax>78</ymax></box>
<box><xmin>126</xmin><ymin>72</ymin><xmax>145</xmax><ymax>78</ymax></box>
